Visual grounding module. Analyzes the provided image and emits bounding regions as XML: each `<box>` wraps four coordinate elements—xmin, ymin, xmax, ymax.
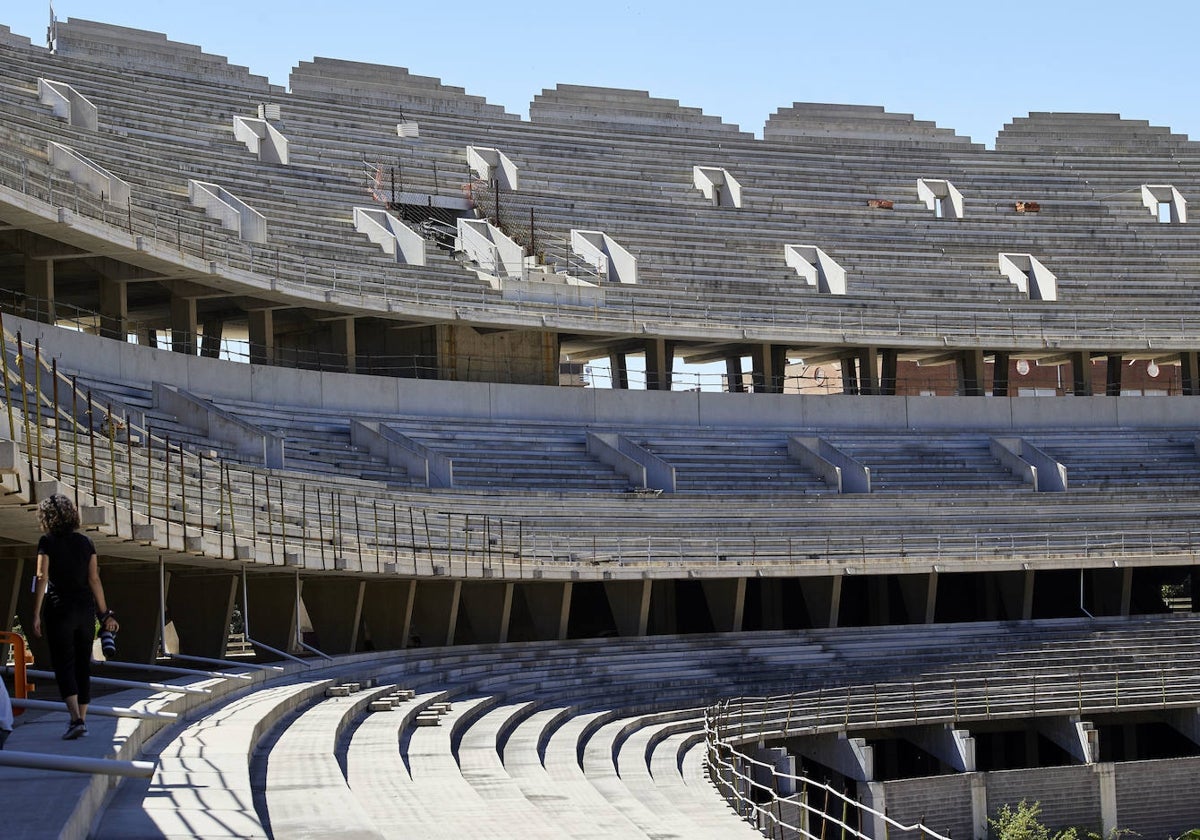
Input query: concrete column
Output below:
<box><xmin>992</xmin><ymin>351</ymin><xmax>1011</xmax><ymax>397</ymax></box>
<box><xmin>970</xmin><ymin>774</ymin><xmax>988</xmax><ymax>840</ymax></box>
<box><xmin>98</xmin><ymin>277</ymin><xmax>128</xmax><ymax>340</ymax></box>
<box><xmin>1180</xmin><ymin>352</ymin><xmax>1200</xmax><ymax>396</ymax></box>
<box><xmin>515</xmin><ymin>581</ymin><xmax>571</xmax><ymax>641</ymax></box>
<box><xmin>925</xmin><ymin>571</ymin><xmax>939</xmax><ymax>624</ymax></box>
<box><xmin>907</xmin><ymin>724</ymin><xmax>976</xmax><ymax>772</ymax></box>
<box><xmin>458</xmin><ymin>581</ymin><xmax>513</xmax><ymax>643</ymax></box>
<box><xmin>1105</xmin><ymin>353</ymin><xmax>1123</xmax><ymax>396</ymax></box>
<box><xmin>856</xmin><ymin>347</ymin><xmax>879</xmax><ymax>395</ymax></box>
<box><xmin>166</xmin><ymin>570</ymin><xmax>237</xmax><ymax>659</ymax></box>
<box><xmin>97</xmin><ymin>563</ymin><xmax>163</xmax><ymax>663</ymax></box>
<box><xmin>359</xmin><ymin>580</ymin><xmax>414</xmax><ymax>651</ymax></box>
<box><xmin>1034</xmin><ymin>716</ymin><xmax>1098</xmax><ymax>764</ymax></box>
<box><xmin>840</xmin><ymin>355</ymin><xmax>860</xmax><ymax>395</ymax></box>
<box><xmin>200</xmin><ymin>318</ymin><xmax>223</xmax><ymax>359</ymax></box>
<box><xmin>1070</xmin><ymin>351</ymin><xmax>1093</xmax><ymax>396</ymax></box>
<box><xmin>302</xmin><ymin>577</ymin><xmax>365</xmax><ymax>654</ymax></box>
<box><xmin>879</xmin><ymin>349</ymin><xmax>898</xmax><ymax>395</ymax></box>
<box><xmin>243</xmin><ymin>574</ymin><xmax>298</xmax><ymax>657</ymax></box>
<box><xmin>958</xmin><ymin>349</ymin><xmax>986</xmax><ymax>396</ymax></box>
<box><xmin>725</xmin><ymin>355</ymin><xmax>745</xmax><ymax>393</ymax></box>
<box><xmin>170</xmin><ymin>294</ymin><xmax>198</xmax><ymax>355</ymax></box>
<box><xmin>331</xmin><ymin>316</ymin><xmax>357</xmax><ymax>374</ymax></box>
<box><xmin>643</xmin><ymin>339</ymin><xmax>675</xmax><ymax>391</ymax></box>
<box><xmin>798</xmin><ymin>576</ymin><xmax>839</xmax><ymax>629</ymax></box>
<box><xmin>141</xmin><ymin>325</ymin><xmax>159</xmax><ymax>349</ymax></box>
<box><xmin>604</xmin><ymin>578</ymin><xmax>651</xmax><ymax>637</ymax></box>
<box><xmin>248</xmin><ymin>309</ymin><xmax>275</xmax><ymax>366</ymax></box>
<box><xmin>23</xmin><ymin>257</ymin><xmax>54</xmax><ymax>324</ymax></box>
<box><xmin>787</xmin><ymin>732</ymin><xmax>874</xmax><ymax>781</ymax></box>
<box><xmin>896</xmin><ymin>573</ymin><xmax>933</xmax><ymax>625</ymax></box>
<box><xmin>751</xmin><ymin>344</ymin><xmax>787</xmax><ymax>394</ymax></box>
<box><xmin>700</xmin><ymin>578</ymin><xmax>746</xmax><ymax>632</ymax></box>
<box><xmin>408</xmin><ymin>579</ymin><xmax>460</xmax><ymax>646</ymax></box>
<box><xmin>1098</xmin><ymin>763</ymin><xmax>1118</xmax><ymax>837</ymax></box>
<box><xmin>609</xmin><ymin>352</ymin><xmax>629</xmax><ymax>390</ymax></box>
<box><xmin>1021</xmin><ymin>569</ymin><xmax>1035</xmax><ymax>620</ymax></box>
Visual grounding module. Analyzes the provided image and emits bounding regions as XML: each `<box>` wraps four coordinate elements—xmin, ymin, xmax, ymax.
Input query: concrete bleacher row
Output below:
<box><xmin>0</xmin><ymin>311</ymin><xmax>1197</xmax><ymax>586</ymax></box>
<box><xmin>2</xmin><ymin>20</ymin><xmax>1200</xmax><ymax>356</ymax></box>
<box><xmin>7</xmin><ymin>615</ymin><xmax>1190</xmax><ymax>839</ymax></box>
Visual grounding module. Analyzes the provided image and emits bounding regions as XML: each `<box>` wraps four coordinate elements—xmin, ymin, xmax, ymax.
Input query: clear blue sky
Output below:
<box><xmin>5</xmin><ymin>1</ymin><xmax>1197</xmax><ymax>145</ymax></box>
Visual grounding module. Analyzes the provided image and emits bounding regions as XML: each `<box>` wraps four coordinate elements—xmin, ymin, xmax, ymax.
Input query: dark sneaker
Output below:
<box><xmin>62</xmin><ymin>719</ymin><xmax>87</xmax><ymax>740</ymax></box>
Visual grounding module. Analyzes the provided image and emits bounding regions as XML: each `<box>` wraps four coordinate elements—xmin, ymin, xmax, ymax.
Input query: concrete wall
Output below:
<box><xmin>1114</xmin><ymin>757</ymin><xmax>1200</xmax><ymax>838</ymax></box>
<box><xmin>880</xmin><ymin>774</ymin><xmax>975</xmax><ymax>840</ymax></box>
<box><xmin>19</xmin><ymin>313</ymin><xmax>1200</xmax><ymax>432</ymax></box>
<box><xmin>985</xmin><ymin>765</ymin><xmax>1102</xmax><ymax>832</ymax></box>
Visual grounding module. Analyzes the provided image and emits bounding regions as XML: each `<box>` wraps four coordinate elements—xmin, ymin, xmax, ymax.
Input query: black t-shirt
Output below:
<box><xmin>38</xmin><ymin>531</ymin><xmax>97</xmax><ymax>610</ymax></box>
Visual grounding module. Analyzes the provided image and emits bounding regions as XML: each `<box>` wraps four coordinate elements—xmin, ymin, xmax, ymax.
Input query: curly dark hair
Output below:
<box><xmin>37</xmin><ymin>493</ymin><xmax>80</xmax><ymax>536</ymax></box>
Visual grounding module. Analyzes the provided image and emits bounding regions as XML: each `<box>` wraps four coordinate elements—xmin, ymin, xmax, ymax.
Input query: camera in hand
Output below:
<box><xmin>99</xmin><ymin>629</ymin><xmax>117</xmax><ymax>659</ymax></box>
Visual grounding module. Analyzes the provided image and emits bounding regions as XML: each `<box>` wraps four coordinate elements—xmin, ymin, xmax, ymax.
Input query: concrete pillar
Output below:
<box><xmin>170</xmin><ymin>294</ymin><xmax>198</xmax><ymax>355</ymax></box>
<box><xmin>643</xmin><ymin>339</ymin><xmax>675</xmax><ymax>391</ymax></box>
<box><xmin>248</xmin><ymin>309</ymin><xmax>275</xmax><ymax>366</ymax></box>
<box><xmin>301</xmin><ymin>577</ymin><xmax>365</xmax><ymax>654</ymax></box>
<box><xmin>609</xmin><ymin>352</ymin><xmax>628</xmax><ymax>390</ymax></box>
<box><xmin>1070</xmin><ymin>351</ymin><xmax>1093</xmax><ymax>396</ymax></box>
<box><xmin>907</xmin><ymin>724</ymin><xmax>976</xmax><ymax>771</ymax></box>
<box><xmin>1180</xmin><ymin>352</ymin><xmax>1200</xmax><ymax>396</ymax></box>
<box><xmin>458</xmin><ymin>581</ymin><xmax>513</xmax><ymax>643</ymax></box>
<box><xmin>1105</xmin><ymin>353</ymin><xmax>1123</xmax><ymax>396</ymax></box>
<box><xmin>515</xmin><ymin>581</ymin><xmax>571</xmax><ymax>641</ymax></box>
<box><xmin>840</xmin><ymin>355</ymin><xmax>860</xmax><ymax>395</ymax></box>
<box><xmin>97</xmin><ymin>563</ymin><xmax>163</xmax><ymax>663</ymax></box>
<box><xmin>896</xmin><ymin>573</ymin><xmax>933</xmax><ymax>625</ymax></box>
<box><xmin>798</xmin><ymin>576</ymin><xmax>839</xmax><ymax>629</ymax></box>
<box><xmin>700</xmin><ymin>578</ymin><xmax>746</xmax><ymax>632</ymax></box>
<box><xmin>879</xmin><ymin>349</ymin><xmax>898</xmax><ymax>395</ymax></box>
<box><xmin>751</xmin><ymin>344</ymin><xmax>788</xmax><ymax>394</ymax></box>
<box><xmin>725</xmin><ymin>355</ymin><xmax>745</xmax><ymax>393</ymax></box>
<box><xmin>958</xmin><ymin>349</ymin><xmax>986</xmax><ymax>396</ymax></box>
<box><xmin>200</xmin><ymin>318</ymin><xmax>223</xmax><ymax>359</ymax></box>
<box><xmin>359</xmin><ymin>580</ymin><xmax>414</xmax><ymax>651</ymax></box>
<box><xmin>408</xmin><ymin>579</ymin><xmax>460</xmax><ymax>646</ymax></box>
<box><xmin>787</xmin><ymin>732</ymin><xmax>874</xmax><ymax>781</ymax></box>
<box><xmin>925</xmin><ymin>571</ymin><xmax>939</xmax><ymax>624</ymax></box>
<box><xmin>970</xmin><ymin>774</ymin><xmax>988</xmax><ymax>840</ymax></box>
<box><xmin>331</xmin><ymin>316</ymin><xmax>357</xmax><ymax>374</ymax></box>
<box><xmin>243</xmin><ymin>573</ymin><xmax>298</xmax><ymax>656</ymax></box>
<box><xmin>856</xmin><ymin>347</ymin><xmax>879</xmax><ymax>395</ymax></box>
<box><xmin>604</xmin><ymin>578</ymin><xmax>651</xmax><ymax>637</ymax></box>
<box><xmin>166</xmin><ymin>570</ymin><xmax>237</xmax><ymax>659</ymax></box>
<box><xmin>23</xmin><ymin>257</ymin><xmax>54</xmax><ymax>323</ymax></box>
<box><xmin>1035</xmin><ymin>716</ymin><xmax>1098</xmax><ymax>764</ymax></box>
<box><xmin>1021</xmin><ymin>569</ymin><xmax>1035</xmax><ymax>620</ymax></box>
<box><xmin>1098</xmin><ymin>763</ymin><xmax>1118</xmax><ymax>837</ymax></box>
<box><xmin>992</xmin><ymin>351</ymin><xmax>1011</xmax><ymax>397</ymax></box>
<box><xmin>98</xmin><ymin>277</ymin><xmax>128</xmax><ymax>340</ymax></box>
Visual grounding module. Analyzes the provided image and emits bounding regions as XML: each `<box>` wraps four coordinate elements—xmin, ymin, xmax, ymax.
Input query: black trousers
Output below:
<box><xmin>43</xmin><ymin>602</ymin><xmax>95</xmax><ymax>706</ymax></box>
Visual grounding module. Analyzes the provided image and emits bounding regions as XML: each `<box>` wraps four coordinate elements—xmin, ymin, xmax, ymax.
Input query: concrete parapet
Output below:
<box><xmin>232</xmin><ymin>116</ymin><xmax>289</xmax><ymax>165</ymax></box>
<box><xmin>353</xmin><ymin>207</ymin><xmax>426</xmax><ymax>265</ymax></box>
<box><xmin>153</xmin><ymin>383</ymin><xmax>284</xmax><ymax>468</ymax></box>
<box><xmin>788</xmin><ymin>436</ymin><xmax>870</xmax><ymax>493</ymax></box>
<box><xmin>37</xmin><ymin>78</ymin><xmax>98</xmax><ymax>130</ymax></box>
<box><xmin>187</xmin><ymin>180</ymin><xmax>267</xmax><ymax>244</ymax></box>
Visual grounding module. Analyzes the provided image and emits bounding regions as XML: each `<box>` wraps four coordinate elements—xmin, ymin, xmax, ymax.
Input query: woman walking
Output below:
<box><xmin>31</xmin><ymin>494</ymin><xmax>119</xmax><ymax>740</ymax></box>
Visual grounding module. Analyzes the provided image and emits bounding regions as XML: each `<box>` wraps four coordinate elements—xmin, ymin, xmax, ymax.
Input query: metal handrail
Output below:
<box><xmin>0</xmin><ymin>750</ymin><xmax>154</xmax><ymax>778</ymax></box>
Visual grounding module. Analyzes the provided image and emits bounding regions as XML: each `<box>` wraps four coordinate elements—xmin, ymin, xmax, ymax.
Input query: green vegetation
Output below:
<box><xmin>990</xmin><ymin>801</ymin><xmax>1078</xmax><ymax>840</ymax></box>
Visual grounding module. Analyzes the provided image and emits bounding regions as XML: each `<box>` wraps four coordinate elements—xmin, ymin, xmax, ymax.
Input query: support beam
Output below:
<box><xmin>243</xmin><ymin>574</ymin><xmax>297</xmax><ymax>657</ymax></box>
<box><xmin>408</xmin><ymin>579</ymin><xmax>461</xmax><ymax>647</ymax></box>
<box><xmin>1034</xmin><ymin>716</ymin><xmax>1099</xmax><ymax>764</ymax></box>
<box><xmin>248</xmin><ymin>309</ymin><xmax>275</xmax><ymax>366</ymax></box>
<box><xmin>856</xmin><ymin>347</ymin><xmax>879</xmax><ymax>395</ymax></box>
<box><xmin>725</xmin><ymin>355</ymin><xmax>745</xmax><ymax>393</ymax></box>
<box><xmin>331</xmin><ymin>316</ymin><xmax>357</xmax><ymax>374</ymax></box>
<box><xmin>604</xmin><ymin>579</ymin><xmax>651</xmax><ymax>637</ymax></box>
<box><xmin>840</xmin><ymin>355</ymin><xmax>860</xmax><ymax>395</ymax></box>
<box><xmin>360</xmin><ymin>580</ymin><xmax>413</xmax><ymax>651</ymax></box>
<box><xmin>879</xmin><ymin>348</ymin><xmax>898</xmax><ymax>395</ymax></box>
<box><xmin>200</xmin><ymin>318</ymin><xmax>223</xmax><ymax>359</ymax></box>
<box><xmin>23</xmin><ymin>257</ymin><xmax>54</xmax><ymax>324</ymax></box>
<box><xmin>99</xmin><ymin>276</ymin><xmax>128</xmax><ymax>340</ymax></box>
<box><xmin>609</xmin><ymin>351</ymin><xmax>629</xmax><ymax>390</ymax></box>
<box><xmin>302</xmin><ymin>578</ymin><xmax>365</xmax><ymax>654</ymax></box>
<box><xmin>906</xmin><ymin>724</ymin><xmax>976</xmax><ymax>772</ymax></box>
<box><xmin>1180</xmin><ymin>352</ymin><xmax>1200</xmax><ymax>396</ymax></box>
<box><xmin>958</xmin><ymin>349</ymin><xmax>985</xmax><ymax>396</ymax></box>
<box><xmin>166</xmin><ymin>570</ymin><xmax>237</xmax><ymax>659</ymax></box>
<box><xmin>643</xmin><ymin>339</ymin><xmax>675</xmax><ymax>391</ymax></box>
<box><xmin>786</xmin><ymin>732</ymin><xmax>874</xmax><ymax>781</ymax></box>
<box><xmin>700</xmin><ymin>578</ymin><xmax>746</xmax><ymax>632</ymax></box>
<box><xmin>458</xmin><ymin>581</ymin><xmax>514</xmax><ymax>644</ymax></box>
<box><xmin>1070</xmin><ymin>351</ymin><xmax>1093</xmax><ymax>396</ymax></box>
<box><xmin>751</xmin><ymin>344</ymin><xmax>787</xmax><ymax>394</ymax></box>
<box><xmin>170</xmin><ymin>294</ymin><xmax>198</xmax><ymax>356</ymax></box>
<box><xmin>1105</xmin><ymin>353</ymin><xmax>1123</xmax><ymax>396</ymax></box>
<box><xmin>992</xmin><ymin>351</ymin><xmax>1011</xmax><ymax>397</ymax></box>
<box><xmin>515</xmin><ymin>581</ymin><xmax>571</xmax><ymax>641</ymax></box>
